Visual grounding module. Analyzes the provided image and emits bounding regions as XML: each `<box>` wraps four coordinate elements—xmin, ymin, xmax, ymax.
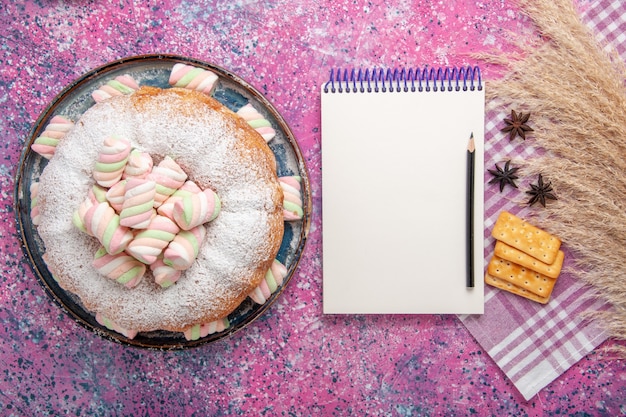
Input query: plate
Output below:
<box><xmin>14</xmin><ymin>55</ymin><xmax>311</xmax><ymax>349</ymax></box>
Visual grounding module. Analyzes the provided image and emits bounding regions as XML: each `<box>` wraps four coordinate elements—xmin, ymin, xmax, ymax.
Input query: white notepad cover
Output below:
<box><xmin>321</xmin><ymin>71</ymin><xmax>485</xmax><ymax>314</ymax></box>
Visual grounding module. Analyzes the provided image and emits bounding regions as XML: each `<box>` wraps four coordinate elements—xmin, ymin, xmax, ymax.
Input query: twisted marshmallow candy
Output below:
<box><xmin>119</xmin><ymin>178</ymin><xmax>156</xmax><ymax>229</ymax></box>
<box><xmin>157</xmin><ymin>180</ymin><xmax>201</xmax><ymax>219</ymax></box>
<box><xmin>30</xmin><ymin>182</ymin><xmax>41</xmax><ymax>226</ymax></box>
<box><xmin>236</xmin><ymin>103</ymin><xmax>276</xmax><ymax>142</ymax></box>
<box><xmin>105</xmin><ymin>180</ymin><xmax>127</xmax><ymax>213</ymax></box>
<box><xmin>248</xmin><ymin>259</ymin><xmax>288</xmax><ymax>304</ymax></box>
<box><xmin>126</xmin><ymin>215</ymin><xmax>180</xmax><ymax>265</ymax></box>
<box><xmin>169</xmin><ymin>63</ymin><xmax>218</xmax><ymax>95</ymax></box>
<box><xmin>148</xmin><ymin>156</ymin><xmax>188</xmax><ymax>207</ymax></box>
<box><xmin>150</xmin><ymin>257</ymin><xmax>182</xmax><ymax>288</ymax></box>
<box><xmin>72</xmin><ymin>197</ymin><xmax>93</xmax><ymax>235</ymax></box>
<box><xmin>31</xmin><ymin>115</ymin><xmax>74</xmax><ymax>160</ymax></box>
<box><xmin>72</xmin><ymin>185</ymin><xmax>108</xmax><ymax>234</ymax></box>
<box><xmin>163</xmin><ymin>225</ymin><xmax>206</xmax><ymax>270</ymax></box>
<box><xmin>96</xmin><ymin>313</ymin><xmax>138</xmax><ymax>340</ymax></box>
<box><xmin>91</xmin><ymin>75</ymin><xmax>140</xmax><ymax>103</ymax></box>
<box><xmin>183</xmin><ymin>318</ymin><xmax>230</xmax><ymax>341</ymax></box>
<box><xmin>172</xmin><ymin>188</ymin><xmax>221</xmax><ymax>230</ymax></box>
<box><xmin>279</xmin><ymin>176</ymin><xmax>304</xmax><ymax>221</ymax></box>
<box><xmin>91</xmin><ymin>184</ymin><xmax>108</xmax><ymax>203</ymax></box>
<box><xmin>93</xmin><ymin>246</ymin><xmax>145</xmax><ymax>288</ymax></box>
<box><xmin>82</xmin><ymin>201</ymin><xmax>134</xmax><ymax>254</ymax></box>
<box><xmin>93</xmin><ymin>136</ymin><xmax>132</xmax><ymax>188</ymax></box>
<box><xmin>123</xmin><ymin>149</ymin><xmax>153</xmax><ymax>179</ymax></box>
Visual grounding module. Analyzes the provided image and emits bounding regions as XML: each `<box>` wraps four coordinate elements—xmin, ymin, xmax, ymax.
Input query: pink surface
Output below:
<box><xmin>0</xmin><ymin>0</ymin><xmax>624</xmax><ymax>415</ymax></box>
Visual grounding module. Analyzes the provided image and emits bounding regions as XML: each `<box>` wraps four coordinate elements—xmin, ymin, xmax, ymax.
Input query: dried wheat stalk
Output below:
<box><xmin>487</xmin><ymin>0</ymin><xmax>626</xmax><ymax>351</ymax></box>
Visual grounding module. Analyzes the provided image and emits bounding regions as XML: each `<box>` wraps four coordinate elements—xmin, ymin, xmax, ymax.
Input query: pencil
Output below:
<box><xmin>466</xmin><ymin>133</ymin><xmax>475</xmax><ymax>288</ymax></box>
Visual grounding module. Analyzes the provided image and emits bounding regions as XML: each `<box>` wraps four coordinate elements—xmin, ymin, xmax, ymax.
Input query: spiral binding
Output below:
<box><xmin>323</xmin><ymin>66</ymin><xmax>482</xmax><ymax>93</ymax></box>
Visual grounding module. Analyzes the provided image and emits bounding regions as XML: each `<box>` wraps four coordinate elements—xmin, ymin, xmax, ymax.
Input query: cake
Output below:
<box><xmin>32</xmin><ymin>82</ymin><xmax>297</xmax><ymax>340</ymax></box>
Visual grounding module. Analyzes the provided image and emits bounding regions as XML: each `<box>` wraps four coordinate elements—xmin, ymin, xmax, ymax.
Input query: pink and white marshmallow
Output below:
<box><xmin>105</xmin><ymin>180</ymin><xmax>127</xmax><ymax>213</ymax></box>
<box><xmin>92</xmin><ymin>246</ymin><xmax>145</xmax><ymax>288</ymax></box>
<box><xmin>279</xmin><ymin>176</ymin><xmax>304</xmax><ymax>221</ymax></box>
<box><xmin>123</xmin><ymin>149</ymin><xmax>153</xmax><ymax>179</ymax></box>
<box><xmin>91</xmin><ymin>74</ymin><xmax>140</xmax><ymax>103</ymax></box>
<box><xmin>172</xmin><ymin>188</ymin><xmax>221</xmax><ymax>230</ymax></box>
<box><xmin>93</xmin><ymin>136</ymin><xmax>132</xmax><ymax>188</ymax></box>
<box><xmin>249</xmin><ymin>259</ymin><xmax>288</xmax><ymax>304</ymax></box>
<box><xmin>126</xmin><ymin>215</ymin><xmax>180</xmax><ymax>265</ymax></box>
<box><xmin>183</xmin><ymin>318</ymin><xmax>230</xmax><ymax>341</ymax></box>
<box><xmin>96</xmin><ymin>313</ymin><xmax>138</xmax><ymax>340</ymax></box>
<box><xmin>169</xmin><ymin>63</ymin><xmax>218</xmax><ymax>95</ymax></box>
<box><xmin>82</xmin><ymin>201</ymin><xmax>134</xmax><ymax>254</ymax></box>
<box><xmin>148</xmin><ymin>156</ymin><xmax>188</xmax><ymax>207</ymax></box>
<box><xmin>236</xmin><ymin>103</ymin><xmax>276</xmax><ymax>142</ymax></box>
<box><xmin>30</xmin><ymin>182</ymin><xmax>41</xmax><ymax>226</ymax></box>
<box><xmin>72</xmin><ymin>197</ymin><xmax>94</xmax><ymax>235</ymax></box>
<box><xmin>31</xmin><ymin>115</ymin><xmax>74</xmax><ymax>159</ymax></box>
<box><xmin>157</xmin><ymin>180</ymin><xmax>202</xmax><ymax>219</ymax></box>
<box><xmin>73</xmin><ymin>186</ymin><xmax>105</xmax><ymax>235</ymax></box>
<box><xmin>150</xmin><ymin>257</ymin><xmax>182</xmax><ymax>288</ymax></box>
<box><xmin>162</xmin><ymin>225</ymin><xmax>206</xmax><ymax>270</ymax></box>
<box><xmin>91</xmin><ymin>184</ymin><xmax>108</xmax><ymax>203</ymax></box>
<box><xmin>119</xmin><ymin>178</ymin><xmax>156</xmax><ymax>229</ymax></box>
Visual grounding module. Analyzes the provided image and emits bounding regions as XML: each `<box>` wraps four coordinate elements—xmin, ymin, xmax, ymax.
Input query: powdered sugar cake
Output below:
<box><xmin>35</xmin><ymin>87</ymin><xmax>285</xmax><ymax>334</ymax></box>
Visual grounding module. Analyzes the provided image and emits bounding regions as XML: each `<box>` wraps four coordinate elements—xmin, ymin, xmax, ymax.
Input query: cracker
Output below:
<box><xmin>487</xmin><ymin>255</ymin><xmax>557</xmax><ymax>299</ymax></box>
<box><xmin>491</xmin><ymin>211</ymin><xmax>561</xmax><ymax>264</ymax></box>
<box><xmin>485</xmin><ymin>273</ymin><xmax>551</xmax><ymax>304</ymax></box>
<box><xmin>494</xmin><ymin>241</ymin><xmax>565</xmax><ymax>279</ymax></box>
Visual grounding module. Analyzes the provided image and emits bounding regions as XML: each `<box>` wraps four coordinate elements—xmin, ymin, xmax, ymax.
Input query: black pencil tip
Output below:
<box><xmin>467</xmin><ymin>134</ymin><xmax>475</xmax><ymax>153</ymax></box>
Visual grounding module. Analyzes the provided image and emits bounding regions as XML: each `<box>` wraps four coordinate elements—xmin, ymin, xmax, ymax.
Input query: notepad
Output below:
<box><xmin>321</xmin><ymin>67</ymin><xmax>485</xmax><ymax>314</ymax></box>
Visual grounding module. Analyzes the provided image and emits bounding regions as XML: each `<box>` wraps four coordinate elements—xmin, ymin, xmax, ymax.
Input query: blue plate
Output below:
<box><xmin>14</xmin><ymin>55</ymin><xmax>311</xmax><ymax>349</ymax></box>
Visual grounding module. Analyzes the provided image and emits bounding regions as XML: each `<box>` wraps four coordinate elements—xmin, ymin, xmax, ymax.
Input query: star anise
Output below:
<box><xmin>488</xmin><ymin>160</ymin><xmax>520</xmax><ymax>192</ymax></box>
<box><xmin>501</xmin><ymin>110</ymin><xmax>534</xmax><ymax>141</ymax></box>
<box><xmin>526</xmin><ymin>174</ymin><xmax>557</xmax><ymax>207</ymax></box>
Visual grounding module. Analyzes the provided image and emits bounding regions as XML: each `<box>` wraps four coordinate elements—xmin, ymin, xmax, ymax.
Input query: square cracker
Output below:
<box><xmin>494</xmin><ymin>241</ymin><xmax>565</xmax><ymax>279</ymax></box>
<box><xmin>487</xmin><ymin>255</ymin><xmax>557</xmax><ymax>299</ymax></box>
<box><xmin>491</xmin><ymin>211</ymin><xmax>561</xmax><ymax>264</ymax></box>
<box><xmin>485</xmin><ymin>273</ymin><xmax>551</xmax><ymax>304</ymax></box>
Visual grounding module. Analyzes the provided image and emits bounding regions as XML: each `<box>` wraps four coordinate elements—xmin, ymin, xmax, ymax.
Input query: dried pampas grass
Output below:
<box><xmin>487</xmin><ymin>0</ymin><xmax>626</xmax><ymax>352</ymax></box>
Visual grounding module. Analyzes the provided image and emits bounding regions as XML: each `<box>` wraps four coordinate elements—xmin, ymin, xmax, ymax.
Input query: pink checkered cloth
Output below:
<box><xmin>459</xmin><ymin>0</ymin><xmax>625</xmax><ymax>401</ymax></box>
